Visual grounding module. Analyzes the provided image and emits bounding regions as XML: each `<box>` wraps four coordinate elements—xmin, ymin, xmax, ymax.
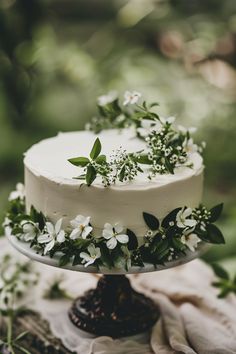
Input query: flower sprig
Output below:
<box><xmin>69</xmin><ymin>91</ymin><xmax>205</xmax><ymax>186</ymax></box>
<box><xmin>211</xmin><ymin>263</ymin><xmax>236</xmax><ymax>298</ymax></box>
<box><xmin>4</xmin><ymin>185</ymin><xmax>225</xmax><ymax>272</ymax></box>
<box><xmin>0</xmin><ymin>254</ymin><xmax>39</xmax><ymax>354</ymax></box>
<box><xmin>68</xmin><ymin>137</ymin><xmax>143</xmax><ymax>186</ymax></box>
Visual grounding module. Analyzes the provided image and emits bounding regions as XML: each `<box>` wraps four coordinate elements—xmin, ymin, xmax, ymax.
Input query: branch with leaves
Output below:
<box><xmin>4</xmin><ymin>186</ymin><xmax>225</xmax><ymax>271</ymax></box>
<box><xmin>211</xmin><ymin>263</ymin><xmax>236</xmax><ymax>298</ymax></box>
<box><xmin>68</xmin><ymin>137</ymin><xmax>143</xmax><ymax>186</ymax></box>
<box><xmin>68</xmin><ymin>91</ymin><xmax>205</xmax><ymax>186</ymax></box>
<box><xmin>0</xmin><ymin>254</ymin><xmax>39</xmax><ymax>354</ymax></box>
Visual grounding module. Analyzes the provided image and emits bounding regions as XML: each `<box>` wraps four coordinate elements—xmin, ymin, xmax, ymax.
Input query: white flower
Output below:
<box><xmin>20</xmin><ymin>220</ymin><xmax>38</xmax><ymax>242</ymax></box>
<box><xmin>80</xmin><ymin>244</ymin><xmax>101</xmax><ymax>267</ymax></box>
<box><xmin>97</xmin><ymin>91</ymin><xmax>117</xmax><ymax>106</ymax></box>
<box><xmin>178</xmin><ymin>125</ymin><xmax>197</xmax><ymax>134</ymax></box>
<box><xmin>181</xmin><ymin>231</ymin><xmax>201</xmax><ymax>252</ymax></box>
<box><xmin>102</xmin><ymin>222</ymin><xmax>129</xmax><ymax>249</ymax></box>
<box><xmin>70</xmin><ymin>215</ymin><xmax>93</xmax><ymax>240</ymax></box>
<box><xmin>176</xmin><ymin>208</ymin><xmax>197</xmax><ymax>229</ymax></box>
<box><xmin>137</xmin><ymin>119</ymin><xmax>162</xmax><ymax>137</ymax></box>
<box><xmin>38</xmin><ymin>219</ymin><xmax>65</xmax><ymax>255</ymax></box>
<box><xmin>185</xmin><ymin>138</ymin><xmax>198</xmax><ymax>154</ymax></box>
<box><xmin>8</xmin><ymin>183</ymin><xmax>25</xmax><ymax>201</ymax></box>
<box><xmin>159</xmin><ymin>116</ymin><xmax>176</xmax><ymax>125</ymax></box>
<box><xmin>123</xmin><ymin>91</ymin><xmax>141</xmax><ymax>106</ymax></box>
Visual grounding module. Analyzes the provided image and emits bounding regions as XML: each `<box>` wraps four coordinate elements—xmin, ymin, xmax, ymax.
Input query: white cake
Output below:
<box><xmin>24</xmin><ymin>128</ymin><xmax>204</xmax><ymax>243</ymax></box>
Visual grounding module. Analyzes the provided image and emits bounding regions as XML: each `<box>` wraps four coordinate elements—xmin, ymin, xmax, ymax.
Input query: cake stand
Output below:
<box><xmin>6</xmin><ymin>233</ymin><xmax>209</xmax><ymax>338</ymax></box>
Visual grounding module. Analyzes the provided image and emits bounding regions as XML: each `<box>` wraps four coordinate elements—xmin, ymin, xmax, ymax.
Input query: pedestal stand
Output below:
<box><xmin>7</xmin><ymin>234</ymin><xmax>208</xmax><ymax>338</ymax></box>
<box><xmin>68</xmin><ymin>274</ymin><xmax>159</xmax><ymax>337</ymax></box>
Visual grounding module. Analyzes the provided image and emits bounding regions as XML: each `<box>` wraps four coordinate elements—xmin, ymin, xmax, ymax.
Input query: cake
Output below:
<box><xmin>4</xmin><ymin>91</ymin><xmax>224</xmax><ymax>270</ymax></box>
<box><xmin>24</xmin><ymin>129</ymin><xmax>203</xmax><ymax>242</ymax></box>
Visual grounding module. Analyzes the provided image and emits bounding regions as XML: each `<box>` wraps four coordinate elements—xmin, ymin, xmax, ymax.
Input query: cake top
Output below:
<box><xmin>24</xmin><ymin>90</ymin><xmax>204</xmax><ymax>188</ymax></box>
<box><xmin>24</xmin><ymin>128</ymin><xmax>203</xmax><ymax>189</ymax></box>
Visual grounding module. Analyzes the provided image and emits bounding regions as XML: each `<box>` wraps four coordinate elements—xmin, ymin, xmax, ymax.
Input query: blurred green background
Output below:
<box><xmin>0</xmin><ymin>0</ymin><xmax>235</xmax><ymax>268</ymax></box>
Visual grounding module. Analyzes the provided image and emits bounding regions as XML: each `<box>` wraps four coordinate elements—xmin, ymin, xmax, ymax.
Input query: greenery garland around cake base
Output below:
<box><xmin>4</xmin><ymin>184</ymin><xmax>225</xmax><ymax>271</ymax></box>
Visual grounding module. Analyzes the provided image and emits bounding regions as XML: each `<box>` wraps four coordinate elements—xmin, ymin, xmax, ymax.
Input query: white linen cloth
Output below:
<box><xmin>1</xmin><ymin>238</ymin><xmax>236</xmax><ymax>354</ymax></box>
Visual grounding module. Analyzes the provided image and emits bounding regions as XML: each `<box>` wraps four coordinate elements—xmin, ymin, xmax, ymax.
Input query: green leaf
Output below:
<box><xmin>172</xmin><ymin>237</ymin><xmax>186</xmax><ymax>251</ymax></box>
<box><xmin>96</xmin><ymin>154</ymin><xmax>107</xmax><ymax>164</ymax></box>
<box><xmin>143</xmin><ymin>212</ymin><xmax>159</xmax><ymax>230</ymax></box>
<box><xmin>14</xmin><ymin>344</ymin><xmax>32</xmax><ymax>354</ymax></box>
<box><xmin>149</xmin><ymin>102</ymin><xmax>160</xmax><ymax>108</ymax></box>
<box><xmin>59</xmin><ymin>254</ymin><xmax>71</xmax><ymax>267</ymax></box>
<box><xmin>211</xmin><ymin>263</ymin><xmax>229</xmax><ymax>280</ymax></box>
<box><xmin>72</xmin><ymin>253</ymin><xmax>82</xmax><ymax>266</ymax></box>
<box><xmin>100</xmin><ymin>244</ymin><xmax>113</xmax><ymax>268</ymax></box>
<box><xmin>165</xmin><ymin>158</ymin><xmax>174</xmax><ymax>174</ymax></box>
<box><xmin>119</xmin><ymin>165</ymin><xmax>126</xmax><ymax>182</ymax></box>
<box><xmin>134</xmin><ymin>154</ymin><xmax>152</xmax><ymax>165</ymax></box>
<box><xmin>86</xmin><ymin>165</ymin><xmax>97</xmax><ymax>186</ymax></box>
<box><xmin>209</xmin><ymin>203</ymin><xmax>223</xmax><ymax>222</ymax></box>
<box><xmin>161</xmin><ymin>207</ymin><xmax>181</xmax><ymax>228</ymax></box>
<box><xmin>127</xmin><ymin>229</ymin><xmax>138</xmax><ymax>250</ymax></box>
<box><xmin>205</xmin><ymin>224</ymin><xmax>225</xmax><ymax>244</ymax></box>
<box><xmin>90</xmin><ymin>138</ymin><xmax>102</xmax><ymax>160</ymax></box>
<box><xmin>218</xmin><ymin>288</ymin><xmax>231</xmax><ymax>299</ymax></box>
<box><xmin>14</xmin><ymin>331</ymin><xmax>29</xmax><ymax>342</ymax></box>
<box><xmin>73</xmin><ymin>174</ymin><xmax>86</xmax><ymax>180</ymax></box>
<box><xmin>68</xmin><ymin>157</ymin><xmax>90</xmax><ymax>167</ymax></box>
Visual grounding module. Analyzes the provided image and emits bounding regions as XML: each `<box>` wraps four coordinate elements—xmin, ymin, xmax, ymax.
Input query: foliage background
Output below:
<box><xmin>0</xmin><ymin>0</ymin><xmax>235</xmax><ymax>268</ymax></box>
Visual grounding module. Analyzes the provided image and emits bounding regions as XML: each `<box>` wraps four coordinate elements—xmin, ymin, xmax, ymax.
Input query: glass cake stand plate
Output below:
<box><xmin>6</xmin><ymin>232</ymin><xmax>209</xmax><ymax>338</ymax></box>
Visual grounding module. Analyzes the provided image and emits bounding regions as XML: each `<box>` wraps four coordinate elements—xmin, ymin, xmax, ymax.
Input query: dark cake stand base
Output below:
<box><xmin>68</xmin><ymin>274</ymin><xmax>159</xmax><ymax>338</ymax></box>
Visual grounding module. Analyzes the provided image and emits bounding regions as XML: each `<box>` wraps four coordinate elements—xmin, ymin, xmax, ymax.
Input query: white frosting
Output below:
<box><xmin>24</xmin><ymin>129</ymin><xmax>204</xmax><ymax>240</ymax></box>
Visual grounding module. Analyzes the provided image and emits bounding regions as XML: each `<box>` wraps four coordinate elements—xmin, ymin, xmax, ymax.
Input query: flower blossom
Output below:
<box><xmin>20</xmin><ymin>220</ymin><xmax>39</xmax><ymax>242</ymax></box>
<box><xmin>181</xmin><ymin>230</ymin><xmax>201</xmax><ymax>252</ymax></box>
<box><xmin>123</xmin><ymin>91</ymin><xmax>141</xmax><ymax>106</ymax></box>
<box><xmin>70</xmin><ymin>215</ymin><xmax>93</xmax><ymax>240</ymax></box>
<box><xmin>9</xmin><ymin>183</ymin><xmax>25</xmax><ymax>201</ymax></box>
<box><xmin>176</xmin><ymin>207</ymin><xmax>197</xmax><ymax>229</ymax></box>
<box><xmin>102</xmin><ymin>222</ymin><xmax>129</xmax><ymax>249</ymax></box>
<box><xmin>38</xmin><ymin>219</ymin><xmax>65</xmax><ymax>255</ymax></box>
<box><xmin>80</xmin><ymin>244</ymin><xmax>101</xmax><ymax>267</ymax></box>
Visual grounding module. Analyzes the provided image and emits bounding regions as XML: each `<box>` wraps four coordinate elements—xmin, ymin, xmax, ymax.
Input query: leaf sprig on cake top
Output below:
<box><xmin>4</xmin><ymin>184</ymin><xmax>225</xmax><ymax>271</ymax></box>
<box><xmin>69</xmin><ymin>91</ymin><xmax>205</xmax><ymax>186</ymax></box>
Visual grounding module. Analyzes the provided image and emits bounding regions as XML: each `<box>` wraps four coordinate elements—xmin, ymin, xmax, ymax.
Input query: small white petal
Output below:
<box><xmin>57</xmin><ymin>230</ymin><xmax>65</xmax><ymax>243</ymax></box>
<box><xmin>81</xmin><ymin>226</ymin><xmax>93</xmax><ymax>239</ymax></box>
<box><xmin>184</xmin><ymin>219</ymin><xmax>197</xmax><ymax>228</ymax></box>
<box><xmin>45</xmin><ymin>222</ymin><xmax>54</xmax><ymax>235</ymax></box>
<box><xmin>70</xmin><ymin>228</ymin><xmax>81</xmax><ymax>240</ymax></box>
<box><xmin>44</xmin><ymin>240</ymin><xmax>55</xmax><ymax>254</ymax></box>
<box><xmin>102</xmin><ymin>229</ymin><xmax>113</xmax><ymax>239</ymax></box>
<box><xmin>87</xmin><ymin>244</ymin><xmax>96</xmax><ymax>256</ymax></box>
<box><xmin>106</xmin><ymin>237</ymin><xmax>117</xmax><ymax>249</ymax></box>
<box><xmin>84</xmin><ymin>259</ymin><xmax>96</xmax><ymax>267</ymax></box>
<box><xmin>55</xmin><ymin>218</ymin><xmax>63</xmax><ymax>234</ymax></box>
<box><xmin>95</xmin><ymin>247</ymin><xmax>101</xmax><ymax>259</ymax></box>
<box><xmin>38</xmin><ymin>234</ymin><xmax>52</xmax><ymax>244</ymax></box>
<box><xmin>116</xmin><ymin>234</ymin><xmax>129</xmax><ymax>244</ymax></box>
<box><xmin>183</xmin><ymin>208</ymin><xmax>192</xmax><ymax>218</ymax></box>
<box><xmin>80</xmin><ymin>252</ymin><xmax>92</xmax><ymax>263</ymax></box>
<box><xmin>104</xmin><ymin>223</ymin><xmax>113</xmax><ymax>232</ymax></box>
<box><xmin>114</xmin><ymin>223</ymin><xmax>123</xmax><ymax>234</ymax></box>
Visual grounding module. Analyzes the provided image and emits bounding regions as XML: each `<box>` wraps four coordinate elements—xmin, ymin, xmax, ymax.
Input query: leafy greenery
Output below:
<box><xmin>4</xmin><ymin>192</ymin><xmax>225</xmax><ymax>271</ymax></box>
<box><xmin>0</xmin><ymin>254</ymin><xmax>39</xmax><ymax>354</ymax></box>
<box><xmin>211</xmin><ymin>263</ymin><xmax>236</xmax><ymax>298</ymax></box>
<box><xmin>43</xmin><ymin>275</ymin><xmax>73</xmax><ymax>300</ymax></box>
<box><xmin>68</xmin><ymin>94</ymin><xmax>203</xmax><ymax>186</ymax></box>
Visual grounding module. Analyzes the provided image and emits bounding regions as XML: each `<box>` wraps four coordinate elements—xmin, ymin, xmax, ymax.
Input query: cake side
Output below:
<box><xmin>24</xmin><ymin>129</ymin><xmax>204</xmax><ymax>241</ymax></box>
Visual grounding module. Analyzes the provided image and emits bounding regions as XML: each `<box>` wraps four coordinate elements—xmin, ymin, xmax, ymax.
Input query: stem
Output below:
<box><xmin>7</xmin><ymin>313</ymin><xmax>13</xmax><ymax>346</ymax></box>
